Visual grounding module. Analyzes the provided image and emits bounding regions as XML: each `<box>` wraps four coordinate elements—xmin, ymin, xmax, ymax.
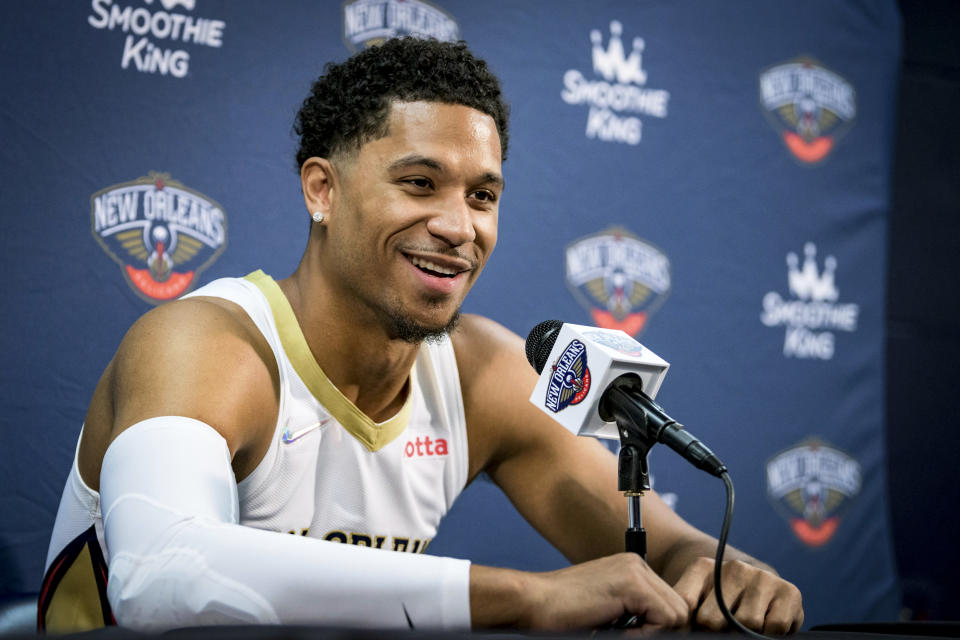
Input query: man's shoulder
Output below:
<box><xmin>96</xmin><ymin>294</ymin><xmax>281</xmax><ymax>462</ymax></box>
<box><xmin>120</xmin><ymin>295</ymin><xmax>264</xmax><ymax>359</ymax></box>
<box><xmin>112</xmin><ymin>296</ymin><xmax>276</xmax><ymax>410</ymax></box>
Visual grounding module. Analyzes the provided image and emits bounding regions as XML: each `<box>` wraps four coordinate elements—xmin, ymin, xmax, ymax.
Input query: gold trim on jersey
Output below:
<box><xmin>244</xmin><ymin>270</ymin><xmax>411</xmax><ymax>451</ymax></box>
<box><xmin>38</xmin><ymin>525</ymin><xmax>114</xmax><ymax>632</ymax></box>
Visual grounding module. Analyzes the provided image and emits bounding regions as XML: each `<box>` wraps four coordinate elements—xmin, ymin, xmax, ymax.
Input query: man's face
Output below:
<box><xmin>323</xmin><ymin>101</ymin><xmax>503</xmax><ymax>342</ymax></box>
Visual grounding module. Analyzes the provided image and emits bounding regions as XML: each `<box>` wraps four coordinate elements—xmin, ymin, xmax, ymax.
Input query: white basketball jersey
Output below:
<box><xmin>40</xmin><ymin>270</ymin><xmax>470</xmax><ymax>630</ymax></box>
<box><xmin>197</xmin><ymin>270</ymin><xmax>471</xmax><ymax>549</ymax></box>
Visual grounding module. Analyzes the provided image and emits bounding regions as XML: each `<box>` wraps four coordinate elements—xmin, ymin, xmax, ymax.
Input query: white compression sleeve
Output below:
<box><xmin>99</xmin><ymin>417</ymin><xmax>471</xmax><ymax>631</ymax></box>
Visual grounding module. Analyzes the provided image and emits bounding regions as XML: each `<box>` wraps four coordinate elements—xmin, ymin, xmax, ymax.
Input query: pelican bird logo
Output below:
<box><xmin>91</xmin><ymin>172</ymin><xmax>227</xmax><ymax>303</ymax></box>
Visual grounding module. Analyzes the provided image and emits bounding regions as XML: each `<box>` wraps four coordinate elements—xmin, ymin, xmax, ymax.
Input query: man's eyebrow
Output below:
<box><xmin>388</xmin><ymin>154</ymin><xmax>445</xmax><ymax>173</ymax></box>
<box><xmin>388</xmin><ymin>154</ymin><xmax>504</xmax><ymax>188</ymax></box>
<box><xmin>476</xmin><ymin>172</ymin><xmax>505</xmax><ymax>189</ymax></box>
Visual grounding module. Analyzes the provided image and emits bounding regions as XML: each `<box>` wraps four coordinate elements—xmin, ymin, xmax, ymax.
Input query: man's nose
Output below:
<box><xmin>426</xmin><ymin>195</ymin><xmax>476</xmax><ymax>247</ymax></box>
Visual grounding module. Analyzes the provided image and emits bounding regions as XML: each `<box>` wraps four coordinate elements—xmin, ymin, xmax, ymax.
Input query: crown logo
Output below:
<box><xmin>590</xmin><ymin>20</ymin><xmax>647</xmax><ymax>85</ymax></box>
<box><xmin>144</xmin><ymin>0</ymin><xmax>196</xmax><ymax>10</ymax></box>
<box><xmin>786</xmin><ymin>242</ymin><xmax>838</xmax><ymax>302</ymax></box>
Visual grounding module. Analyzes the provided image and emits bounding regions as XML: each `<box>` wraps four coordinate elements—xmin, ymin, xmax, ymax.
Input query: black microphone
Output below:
<box><xmin>525</xmin><ymin>320</ymin><xmax>726</xmax><ymax>477</ymax></box>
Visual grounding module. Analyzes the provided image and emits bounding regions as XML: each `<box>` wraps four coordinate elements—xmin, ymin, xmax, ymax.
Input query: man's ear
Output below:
<box><xmin>300</xmin><ymin>157</ymin><xmax>338</xmax><ymax>221</ymax></box>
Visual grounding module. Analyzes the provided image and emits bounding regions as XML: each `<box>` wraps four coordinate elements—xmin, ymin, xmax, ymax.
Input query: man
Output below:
<box><xmin>39</xmin><ymin>38</ymin><xmax>803</xmax><ymax>634</ymax></box>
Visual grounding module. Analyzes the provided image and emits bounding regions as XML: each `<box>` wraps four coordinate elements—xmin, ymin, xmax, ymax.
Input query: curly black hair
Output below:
<box><xmin>294</xmin><ymin>38</ymin><xmax>509</xmax><ymax>168</ymax></box>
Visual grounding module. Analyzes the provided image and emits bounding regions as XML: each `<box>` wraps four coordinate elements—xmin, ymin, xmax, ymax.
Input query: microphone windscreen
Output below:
<box><xmin>525</xmin><ymin>320</ymin><xmax>564</xmax><ymax>374</ymax></box>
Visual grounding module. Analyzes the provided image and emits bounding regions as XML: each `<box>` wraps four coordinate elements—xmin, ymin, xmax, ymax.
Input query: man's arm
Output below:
<box><xmin>82</xmin><ymin>300</ymin><xmax>472</xmax><ymax>630</ymax></box>
<box><xmin>78</xmin><ymin>296</ymin><xmax>280</xmax><ymax>489</ymax></box>
<box><xmin>452</xmin><ymin>314</ymin><xmax>803</xmax><ymax>633</ymax></box>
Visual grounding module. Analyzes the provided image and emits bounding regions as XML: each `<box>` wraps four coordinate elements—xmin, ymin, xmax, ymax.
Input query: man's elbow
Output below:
<box><xmin>107</xmin><ymin>547</ymin><xmax>277</xmax><ymax>630</ymax></box>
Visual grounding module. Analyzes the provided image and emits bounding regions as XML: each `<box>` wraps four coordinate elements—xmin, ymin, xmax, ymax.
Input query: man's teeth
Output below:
<box><xmin>410</xmin><ymin>256</ymin><xmax>457</xmax><ymax>276</ymax></box>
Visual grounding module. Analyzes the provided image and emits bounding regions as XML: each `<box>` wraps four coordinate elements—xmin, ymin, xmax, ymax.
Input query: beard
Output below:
<box><xmin>387</xmin><ymin>304</ymin><xmax>461</xmax><ymax>344</ymax></box>
<box><xmin>332</xmin><ymin>249</ymin><xmax>467</xmax><ymax>344</ymax></box>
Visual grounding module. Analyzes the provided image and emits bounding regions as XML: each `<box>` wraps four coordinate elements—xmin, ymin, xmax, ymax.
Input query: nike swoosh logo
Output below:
<box><xmin>402</xmin><ymin>603</ymin><xmax>415</xmax><ymax>629</ymax></box>
<box><xmin>281</xmin><ymin>419</ymin><xmax>330</xmax><ymax>444</ymax></box>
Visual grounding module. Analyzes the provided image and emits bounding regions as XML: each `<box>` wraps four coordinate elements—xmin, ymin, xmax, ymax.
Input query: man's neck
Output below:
<box><xmin>277</xmin><ymin>265</ymin><xmax>420</xmax><ymax>424</ymax></box>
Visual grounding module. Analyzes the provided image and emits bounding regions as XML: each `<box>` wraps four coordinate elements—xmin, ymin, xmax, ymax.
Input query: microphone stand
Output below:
<box><xmin>616</xmin><ymin>415</ymin><xmax>654</xmax><ymax>560</ymax></box>
<box><xmin>603</xmin><ymin>386</ymin><xmax>659</xmax><ymax>629</ymax></box>
<box><xmin>601</xmin><ymin>380</ymin><xmax>659</xmax><ymax>560</ymax></box>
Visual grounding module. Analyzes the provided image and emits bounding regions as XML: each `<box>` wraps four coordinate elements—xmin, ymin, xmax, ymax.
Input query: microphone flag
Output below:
<box><xmin>528</xmin><ymin>323</ymin><xmax>669</xmax><ymax>440</ymax></box>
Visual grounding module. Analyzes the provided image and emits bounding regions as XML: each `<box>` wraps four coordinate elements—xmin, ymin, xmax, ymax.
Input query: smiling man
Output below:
<box><xmin>39</xmin><ymin>38</ymin><xmax>803</xmax><ymax>634</ymax></box>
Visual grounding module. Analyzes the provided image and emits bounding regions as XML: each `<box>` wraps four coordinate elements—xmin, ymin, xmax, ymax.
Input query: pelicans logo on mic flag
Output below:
<box><xmin>529</xmin><ymin>323</ymin><xmax>669</xmax><ymax>440</ymax></box>
<box><xmin>545</xmin><ymin>340</ymin><xmax>591</xmax><ymax>412</ymax></box>
<box><xmin>566</xmin><ymin>227</ymin><xmax>670</xmax><ymax>337</ymax></box>
<box><xmin>91</xmin><ymin>172</ymin><xmax>227</xmax><ymax>303</ymax></box>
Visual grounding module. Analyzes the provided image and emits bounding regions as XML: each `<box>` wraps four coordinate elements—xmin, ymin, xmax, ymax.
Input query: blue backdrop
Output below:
<box><xmin>0</xmin><ymin>0</ymin><xmax>901</xmax><ymax>627</ymax></box>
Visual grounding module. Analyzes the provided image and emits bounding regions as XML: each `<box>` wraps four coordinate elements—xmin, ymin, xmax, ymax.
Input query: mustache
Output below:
<box><xmin>401</xmin><ymin>246</ymin><xmax>478</xmax><ymax>268</ymax></box>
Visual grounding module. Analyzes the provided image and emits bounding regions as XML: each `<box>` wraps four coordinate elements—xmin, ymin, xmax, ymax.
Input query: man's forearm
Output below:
<box><xmin>102</xmin><ymin>418</ymin><xmax>472</xmax><ymax>630</ymax></box>
<box><xmin>469</xmin><ymin>565</ymin><xmax>533</xmax><ymax>628</ymax></box>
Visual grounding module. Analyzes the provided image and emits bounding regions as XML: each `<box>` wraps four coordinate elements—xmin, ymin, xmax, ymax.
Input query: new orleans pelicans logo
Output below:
<box><xmin>91</xmin><ymin>172</ymin><xmax>227</xmax><ymax>303</ymax></box>
<box><xmin>759</xmin><ymin>57</ymin><xmax>856</xmax><ymax>164</ymax></box>
<box><xmin>766</xmin><ymin>439</ymin><xmax>861</xmax><ymax>547</ymax></box>
<box><xmin>342</xmin><ymin>0</ymin><xmax>459</xmax><ymax>51</ymax></box>
<box><xmin>545</xmin><ymin>340</ymin><xmax>591</xmax><ymax>413</ymax></box>
<box><xmin>566</xmin><ymin>227</ymin><xmax>670</xmax><ymax>337</ymax></box>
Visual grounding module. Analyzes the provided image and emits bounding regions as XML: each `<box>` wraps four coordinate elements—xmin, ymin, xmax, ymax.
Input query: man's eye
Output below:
<box><xmin>471</xmin><ymin>190</ymin><xmax>497</xmax><ymax>203</ymax></box>
<box><xmin>404</xmin><ymin>178</ymin><xmax>432</xmax><ymax>189</ymax></box>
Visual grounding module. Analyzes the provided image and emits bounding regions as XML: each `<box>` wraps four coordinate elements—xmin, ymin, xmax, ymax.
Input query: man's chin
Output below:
<box><xmin>388</xmin><ymin>309</ymin><xmax>461</xmax><ymax>344</ymax></box>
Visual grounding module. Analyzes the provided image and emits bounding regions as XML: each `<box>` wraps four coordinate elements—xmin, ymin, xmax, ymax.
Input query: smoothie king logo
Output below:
<box><xmin>561</xmin><ymin>20</ymin><xmax>670</xmax><ymax>145</ymax></box>
<box><xmin>545</xmin><ymin>340</ymin><xmax>591</xmax><ymax>413</ymax></box>
<box><xmin>91</xmin><ymin>172</ymin><xmax>227</xmax><ymax>303</ymax></box>
<box><xmin>87</xmin><ymin>0</ymin><xmax>227</xmax><ymax>78</ymax></box>
<box><xmin>342</xmin><ymin>0</ymin><xmax>458</xmax><ymax>51</ymax></box>
<box><xmin>759</xmin><ymin>57</ymin><xmax>856</xmax><ymax>164</ymax></box>
<box><xmin>760</xmin><ymin>242</ymin><xmax>859</xmax><ymax>360</ymax></box>
<box><xmin>566</xmin><ymin>228</ymin><xmax>670</xmax><ymax>337</ymax></box>
<box><xmin>767</xmin><ymin>439</ymin><xmax>861</xmax><ymax>547</ymax></box>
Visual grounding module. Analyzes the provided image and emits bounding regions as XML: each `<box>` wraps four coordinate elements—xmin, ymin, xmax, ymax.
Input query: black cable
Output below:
<box><xmin>714</xmin><ymin>471</ymin><xmax>774</xmax><ymax>639</ymax></box>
